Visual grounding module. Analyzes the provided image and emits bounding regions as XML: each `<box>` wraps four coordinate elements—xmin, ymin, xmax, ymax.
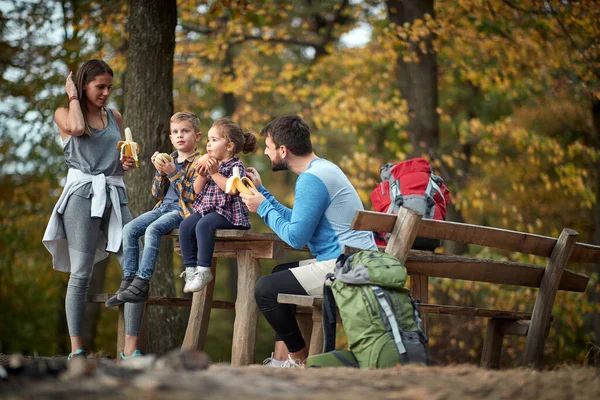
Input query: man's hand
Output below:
<box><xmin>245</xmin><ymin>167</ymin><xmax>262</xmax><ymax>188</ymax></box>
<box><xmin>240</xmin><ymin>188</ymin><xmax>266</xmax><ymax>212</ymax></box>
<box><xmin>121</xmin><ymin>155</ymin><xmax>136</xmax><ymax>171</ymax></box>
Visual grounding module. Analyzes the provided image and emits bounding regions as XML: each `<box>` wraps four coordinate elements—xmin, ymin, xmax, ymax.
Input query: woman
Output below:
<box><xmin>43</xmin><ymin>59</ymin><xmax>144</xmax><ymax>359</ymax></box>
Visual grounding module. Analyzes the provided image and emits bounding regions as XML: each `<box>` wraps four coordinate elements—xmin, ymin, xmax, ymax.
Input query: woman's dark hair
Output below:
<box><xmin>259</xmin><ymin>115</ymin><xmax>312</xmax><ymax>156</ymax></box>
<box><xmin>74</xmin><ymin>59</ymin><xmax>114</xmax><ymax>135</ymax></box>
<box><xmin>212</xmin><ymin>118</ymin><xmax>257</xmax><ymax>154</ymax></box>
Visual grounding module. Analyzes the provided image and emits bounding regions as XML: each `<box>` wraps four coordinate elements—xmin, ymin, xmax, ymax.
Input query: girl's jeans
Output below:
<box><xmin>122</xmin><ymin>203</ymin><xmax>182</xmax><ymax>280</ymax></box>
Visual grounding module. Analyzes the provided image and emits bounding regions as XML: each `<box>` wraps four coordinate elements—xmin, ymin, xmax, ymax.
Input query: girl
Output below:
<box><xmin>178</xmin><ymin>118</ymin><xmax>257</xmax><ymax>292</ymax></box>
<box><xmin>43</xmin><ymin>60</ymin><xmax>144</xmax><ymax>360</ymax></box>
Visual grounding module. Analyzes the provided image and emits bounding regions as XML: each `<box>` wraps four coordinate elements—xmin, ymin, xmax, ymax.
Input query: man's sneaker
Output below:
<box><xmin>105</xmin><ymin>277</ymin><xmax>134</xmax><ymax>307</ymax></box>
<box><xmin>180</xmin><ymin>267</ymin><xmax>196</xmax><ymax>293</ymax></box>
<box><xmin>263</xmin><ymin>354</ymin><xmax>303</xmax><ymax>368</ymax></box>
<box><xmin>280</xmin><ymin>354</ymin><xmax>304</xmax><ymax>368</ymax></box>
<box><xmin>120</xmin><ymin>350</ymin><xmax>142</xmax><ymax>360</ymax></box>
<box><xmin>187</xmin><ymin>267</ymin><xmax>213</xmax><ymax>293</ymax></box>
<box><xmin>67</xmin><ymin>349</ymin><xmax>87</xmax><ymax>360</ymax></box>
<box><xmin>117</xmin><ymin>276</ymin><xmax>150</xmax><ymax>303</ymax></box>
<box><xmin>262</xmin><ymin>352</ymin><xmax>285</xmax><ymax>368</ymax></box>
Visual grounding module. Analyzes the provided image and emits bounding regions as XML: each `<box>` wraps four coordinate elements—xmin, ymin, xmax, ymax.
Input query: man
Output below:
<box><xmin>241</xmin><ymin>115</ymin><xmax>376</xmax><ymax>367</ymax></box>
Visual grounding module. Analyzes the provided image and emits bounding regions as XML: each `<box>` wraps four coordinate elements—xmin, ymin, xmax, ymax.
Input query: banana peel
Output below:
<box><xmin>225</xmin><ymin>166</ymin><xmax>255</xmax><ymax>195</ymax></box>
<box><xmin>117</xmin><ymin>127</ymin><xmax>139</xmax><ymax>167</ymax></box>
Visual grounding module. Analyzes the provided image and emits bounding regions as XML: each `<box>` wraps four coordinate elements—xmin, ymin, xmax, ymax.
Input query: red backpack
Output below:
<box><xmin>370</xmin><ymin>158</ymin><xmax>451</xmax><ymax>245</ymax></box>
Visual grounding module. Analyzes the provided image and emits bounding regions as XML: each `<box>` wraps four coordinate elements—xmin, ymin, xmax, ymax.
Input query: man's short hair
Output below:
<box><xmin>259</xmin><ymin>115</ymin><xmax>312</xmax><ymax>156</ymax></box>
<box><xmin>170</xmin><ymin>111</ymin><xmax>201</xmax><ymax>133</ymax></box>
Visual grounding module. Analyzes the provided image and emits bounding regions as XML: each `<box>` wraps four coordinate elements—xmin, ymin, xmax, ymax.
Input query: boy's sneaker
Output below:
<box><xmin>117</xmin><ymin>276</ymin><xmax>150</xmax><ymax>303</ymax></box>
<box><xmin>120</xmin><ymin>350</ymin><xmax>142</xmax><ymax>360</ymax></box>
<box><xmin>105</xmin><ymin>277</ymin><xmax>134</xmax><ymax>307</ymax></box>
<box><xmin>67</xmin><ymin>349</ymin><xmax>88</xmax><ymax>360</ymax></box>
<box><xmin>187</xmin><ymin>267</ymin><xmax>213</xmax><ymax>293</ymax></box>
<box><xmin>180</xmin><ymin>267</ymin><xmax>196</xmax><ymax>293</ymax></box>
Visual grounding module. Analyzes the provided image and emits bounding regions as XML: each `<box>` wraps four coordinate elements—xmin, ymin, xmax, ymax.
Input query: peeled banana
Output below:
<box><xmin>116</xmin><ymin>127</ymin><xmax>139</xmax><ymax>167</ymax></box>
<box><xmin>225</xmin><ymin>166</ymin><xmax>255</xmax><ymax>195</ymax></box>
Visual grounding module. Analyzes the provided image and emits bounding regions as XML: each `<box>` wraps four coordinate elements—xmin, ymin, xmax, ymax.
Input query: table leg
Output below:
<box><xmin>231</xmin><ymin>249</ymin><xmax>261</xmax><ymax>366</ymax></box>
<box><xmin>181</xmin><ymin>258</ymin><xmax>218</xmax><ymax>350</ymax></box>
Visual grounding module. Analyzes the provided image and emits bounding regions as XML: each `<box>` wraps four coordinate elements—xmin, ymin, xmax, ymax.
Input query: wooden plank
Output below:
<box><xmin>166</xmin><ymin>228</ymin><xmax>284</xmax><ymax>242</ymax></box>
<box><xmin>405</xmin><ymin>253</ymin><xmax>589</xmax><ymax>292</ymax></box>
<box><xmin>418</xmin><ymin>304</ymin><xmax>532</xmax><ymax>319</ymax></box>
<box><xmin>278</xmin><ymin>294</ymin><xmax>321</xmax><ymax>307</ymax></box>
<box><xmin>351</xmin><ymin>210</ymin><xmax>600</xmax><ymax>263</ymax></box>
<box><xmin>523</xmin><ymin>228</ymin><xmax>578</xmax><ymax>369</ymax></box>
<box><xmin>231</xmin><ymin>249</ymin><xmax>262</xmax><ymax>366</ymax></box>
<box><xmin>86</xmin><ymin>294</ymin><xmax>234</xmax><ymax>309</ymax></box>
<box><xmin>214</xmin><ymin>240</ymin><xmax>284</xmax><ymax>260</ymax></box>
<box><xmin>385</xmin><ymin>207</ymin><xmax>423</xmax><ymax>263</ymax></box>
<box><xmin>181</xmin><ymin>258</ymin><xmax>218</xmax><ymax>351</ymax></box>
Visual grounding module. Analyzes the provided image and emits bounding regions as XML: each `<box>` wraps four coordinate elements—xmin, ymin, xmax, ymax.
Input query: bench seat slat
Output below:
<box><xmin>86</xmin><ymin>294</ymin><xmax>234</xmax><ymax>309</ymax></box>
<box><xmin>277</xmin><ymin>294</ymin><xmax>534</xmax><ymax>320</ymax></box>
<box><xmin>351</xmin><ymin>210</ymin><xmax>600</xmax><ymax>263</ymax></box>
<box><xmin>406</xmin><ymin>253</ymin><xmax>589</xmax><ymax>292</ymax></box>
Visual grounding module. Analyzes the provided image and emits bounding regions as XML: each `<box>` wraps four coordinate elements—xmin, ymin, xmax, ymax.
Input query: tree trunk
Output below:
<box><xmin>123</xmin><ymin>0</ymin><xmax>181</xmax><ymax>355</ymax></box>
<box><xmin>387</xmin><ymin>0</ymin><xmax>439</xmax><ymax>156</ymax></box>
<box><xmin>591</xmin><ymin>98</ymin><xmax>600</xmax><ymax>346</ymax></box>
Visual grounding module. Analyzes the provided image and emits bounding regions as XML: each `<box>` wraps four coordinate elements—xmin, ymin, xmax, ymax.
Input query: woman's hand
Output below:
<box><xmin>121</xmin><ymin>156</ymin><xmax>136</xmax><ymax>171</ymax></box>
<box><xmin>65</xmin><ymin>71</ymin><xmax>77</xmax><ymax>98</ymax></box>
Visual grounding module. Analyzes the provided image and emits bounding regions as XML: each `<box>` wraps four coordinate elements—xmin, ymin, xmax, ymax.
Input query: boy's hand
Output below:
<box><xmin>121</xmin><ymin>155</ymin><xmax>136</xmax><ymax>171</ymax></box>
<box><xmin>240</xmin><ymin>188</ymin><xmax>265</xmax><ymax>212</ymax></box>
<box><xmin>245</xmin><ymin>167</ymin><xmax>262</xmax><ymax>188</ymax></box>
<box><xmin>151</xmin><ymin>151</ymin><xmax>167</xmax><ymax>175</ymax></box>
<box><xmin>205</xmin><ymin>157</ymin><xmax>220</xmax><ymax>176</ymax></box>
<box><xmin>161</xmin><ymin>158</ymin><xmax>176</xmax><ymax>175</ymax></box>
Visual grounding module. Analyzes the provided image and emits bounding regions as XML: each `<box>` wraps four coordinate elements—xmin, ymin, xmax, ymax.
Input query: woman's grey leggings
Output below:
<box><xmin>62</xmin><ymin>194</ymin><xmax>144</xmax><ymax>337</ymax></box>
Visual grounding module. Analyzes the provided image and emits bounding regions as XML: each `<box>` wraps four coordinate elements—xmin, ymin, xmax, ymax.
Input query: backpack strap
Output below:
<box><xmin>409</xmin><ymin>295</ymin><xmax>429</xmax><ymax>344</ymax></box>
<box><xmin>427</xmin><ymin>172</ymin><xmax>447</xmax><ymax>209</ymax></box>
<box><xmin>387</xmin><ymin>179</ymin><xmax>403</xmax><ymax>214</ymax></box>
<box><xmin>371</xmin><ymin>286</ymin><xmax>406</xmax><ymax>355</ymax></box>
<box><xmin>322</xmin><ymin>275</ymin><xmax>337</xmax><ymax>353</ymax></box>
<box><xmin>331</xmin><ymin>350</ymin><xmax>359</xmax><ymax>368</ymax></box>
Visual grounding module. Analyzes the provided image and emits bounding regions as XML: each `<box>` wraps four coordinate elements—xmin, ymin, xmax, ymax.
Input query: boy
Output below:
<box><xmin>106</xmin><ymin>111</ymin><xmax>203</xmax><ymax>306</ymax></box>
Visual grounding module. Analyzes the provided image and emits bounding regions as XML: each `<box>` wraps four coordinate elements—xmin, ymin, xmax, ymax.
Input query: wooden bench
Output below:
<box><xmin>278</xmin><ymin>206</ymin><xmax>595</xmax><ymax>369</ymax></box>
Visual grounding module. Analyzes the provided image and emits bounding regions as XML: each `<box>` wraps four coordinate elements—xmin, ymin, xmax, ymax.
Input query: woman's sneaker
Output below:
<box><xmin>187</xmin><ymin>267</ymin><xmax>213</xmax><ymax>293</ymax></box>
<box><xmin>67</xmin><ymin>349</ymin><xmax>88</xmax><ymax>360</ymax></box>
<box><xmin>120</xmin><ymin>350</ymin><xmax>142</xmax><ymax>360</ymax></box>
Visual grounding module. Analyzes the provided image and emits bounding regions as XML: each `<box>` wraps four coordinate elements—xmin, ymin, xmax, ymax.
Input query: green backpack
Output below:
<box><xmin>306</xmin><ymin>250</ymin><xmax>429</xmax><ymax>368</ymax></box>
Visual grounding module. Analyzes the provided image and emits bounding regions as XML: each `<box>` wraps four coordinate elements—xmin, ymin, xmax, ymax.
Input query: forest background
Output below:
<box><xmin>1</xmin><ymin>0</ymin><xmax>599</xmax><ymax>368</ymax></box>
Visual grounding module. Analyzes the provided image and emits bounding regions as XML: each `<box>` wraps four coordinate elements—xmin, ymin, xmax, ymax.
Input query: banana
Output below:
<box><xmin>116</xmin><ymin>127</ymin><xmax>139</xmax><ymax>167</ymax></box>
<box><xmin>225</xmin><ymin>166</ymin><xmax>256</xmax><ymax>196</ymax></box>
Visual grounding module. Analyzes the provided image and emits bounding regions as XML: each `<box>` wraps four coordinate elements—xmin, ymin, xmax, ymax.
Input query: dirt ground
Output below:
<box><xmin>1</xmin><ymin>353</ymin><xmax>599</xmax><ymax>400</ymax></box>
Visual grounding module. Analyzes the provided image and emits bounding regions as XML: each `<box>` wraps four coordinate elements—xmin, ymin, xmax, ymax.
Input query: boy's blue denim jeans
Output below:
<box><xmin>122</xmin><ymin>204</ymin><xmax>182</xmax><ymax>281</ymax></box>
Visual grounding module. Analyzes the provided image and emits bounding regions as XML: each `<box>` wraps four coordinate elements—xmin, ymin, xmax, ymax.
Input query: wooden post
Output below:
<box><xmin>117</xmin><ymin>305</ymin><xmax>125</xmax><ymax>358</ymax></box>
<box><xmin>522</xmin><ymin>228</ymin><xmax>578</xmax><ymax>369</ymax></box>
<box><xmin>308</xmin><ymin>306</ymin><xmax>324</xmax><ymax>357</ymax></box>
<box><xmin>410</xmin><ymin>275</ymin><xmax>429</xmax><ymax>334</ymax></box>
<box><xmin>480</xmin><ymin>318</ymin><xmax>504</xmax><ymax>369</ymax></box>
<box><xmin>231</xmin><ymin>249</ymin><xmax>262</xmax><ymax>366</ymax></box>
<box><xmin>385</xmin><ymin>206</ymin><xmax>424</xmax><ymax>263</ymax></box>
<box><xmin>296</xmin><ymin>313</ymin><xmax>313</xmax><ymax>352</ymax></box>
<box><xmin>181</xmin><ymin>257</ymin><xmax>218</xmax><ymax>350</ymax></box>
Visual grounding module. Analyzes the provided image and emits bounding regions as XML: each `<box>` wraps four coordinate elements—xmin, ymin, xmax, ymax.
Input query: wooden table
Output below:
<box><xmin>174</xmin><ymin>229</ymin><xmax>287</xmax><ymax>366</ymax></box>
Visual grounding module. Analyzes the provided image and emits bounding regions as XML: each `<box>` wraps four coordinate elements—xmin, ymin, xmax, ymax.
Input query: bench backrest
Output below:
<box><xmin>351</xmin><ymin>210</ymin><xmax>594</xmax><ymax>292</ymax></box>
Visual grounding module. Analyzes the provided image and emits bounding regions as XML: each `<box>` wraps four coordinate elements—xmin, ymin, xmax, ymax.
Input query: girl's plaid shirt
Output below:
<box><xmin>192</xmin><ymin>156</ymin><xmax>251</xmax><ymax>228</ymax></box>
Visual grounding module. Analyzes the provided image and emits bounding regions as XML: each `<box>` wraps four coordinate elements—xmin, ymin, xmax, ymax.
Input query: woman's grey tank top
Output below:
<box><xmin>62</xmin><ymin>108</ymin><xmax>127</xmax><ymax>202</ymax></box>
<box><xmin>63</xmin><ymin>108</ymin><xmax>124</xmax><ymax>177</ymax></box>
